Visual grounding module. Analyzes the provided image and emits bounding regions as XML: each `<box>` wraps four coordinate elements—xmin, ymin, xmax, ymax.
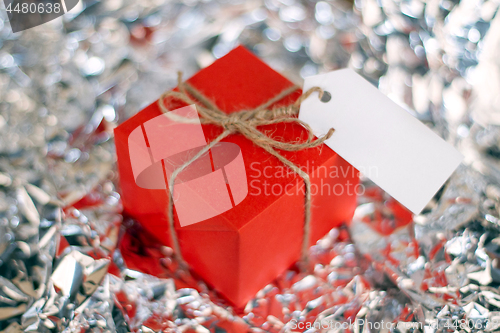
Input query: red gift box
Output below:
<box><xmin>114</xmin><ymin>46</ymin><xmax>359</xmax><ymax>307</ymax></box>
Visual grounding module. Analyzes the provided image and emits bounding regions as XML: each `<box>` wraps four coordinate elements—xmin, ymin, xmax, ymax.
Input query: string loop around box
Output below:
<box><xmin>158</xmin><ymin>71</ymin><xmax>335</xmax><ymax>270</ymax></box>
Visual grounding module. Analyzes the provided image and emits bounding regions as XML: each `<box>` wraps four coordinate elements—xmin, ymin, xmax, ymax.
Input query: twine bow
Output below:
<box><xmin>158</xmin><ymin>72</ymin><xmax>334</xmax><ymax>269</ymax></box>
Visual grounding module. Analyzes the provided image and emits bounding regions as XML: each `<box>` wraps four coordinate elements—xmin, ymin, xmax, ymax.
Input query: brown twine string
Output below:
<box><xmin>158</xmin><ymin>72</ymin><xmax>335</xmax><ymax>270</ymax></box>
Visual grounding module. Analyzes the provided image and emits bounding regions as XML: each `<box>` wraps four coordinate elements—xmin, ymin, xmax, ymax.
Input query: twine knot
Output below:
<box><xmin>220</xmin><ymin>113</ymin><xmax>247</xmax><ymax>131</ymax></box>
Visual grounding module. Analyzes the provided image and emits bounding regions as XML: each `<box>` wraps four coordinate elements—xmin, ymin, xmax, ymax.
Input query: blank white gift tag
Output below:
<box><xmin>299</xmin><ymin>69</ymin><xmax>463</xmax><ymax>214</ymax></box>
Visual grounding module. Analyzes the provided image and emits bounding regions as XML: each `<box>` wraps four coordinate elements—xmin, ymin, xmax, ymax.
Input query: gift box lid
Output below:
<box><xmin>115</xmin><ymin>46</ymin><xmax>340</xmax><ymax>231</ymax></box>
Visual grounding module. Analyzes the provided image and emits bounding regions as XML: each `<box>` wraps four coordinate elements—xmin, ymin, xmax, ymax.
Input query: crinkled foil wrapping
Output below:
<box><xmin>1</xmin><ymin>0</ymin><xmax>500</xmax><ymax>331</ymax></box>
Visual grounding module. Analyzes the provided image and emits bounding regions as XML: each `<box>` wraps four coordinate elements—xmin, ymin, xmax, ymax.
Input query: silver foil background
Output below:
<box><xmin>1</xmin><ymin>0</ymin><xmax>500</xmax><ymax>331</ymax></box>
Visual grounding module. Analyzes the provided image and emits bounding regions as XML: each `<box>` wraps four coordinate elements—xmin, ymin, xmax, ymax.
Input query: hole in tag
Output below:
<box><xmin>320</xmin><ymin>91</ymin><xmax>332</xmax><ymax>103</ymax></box>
